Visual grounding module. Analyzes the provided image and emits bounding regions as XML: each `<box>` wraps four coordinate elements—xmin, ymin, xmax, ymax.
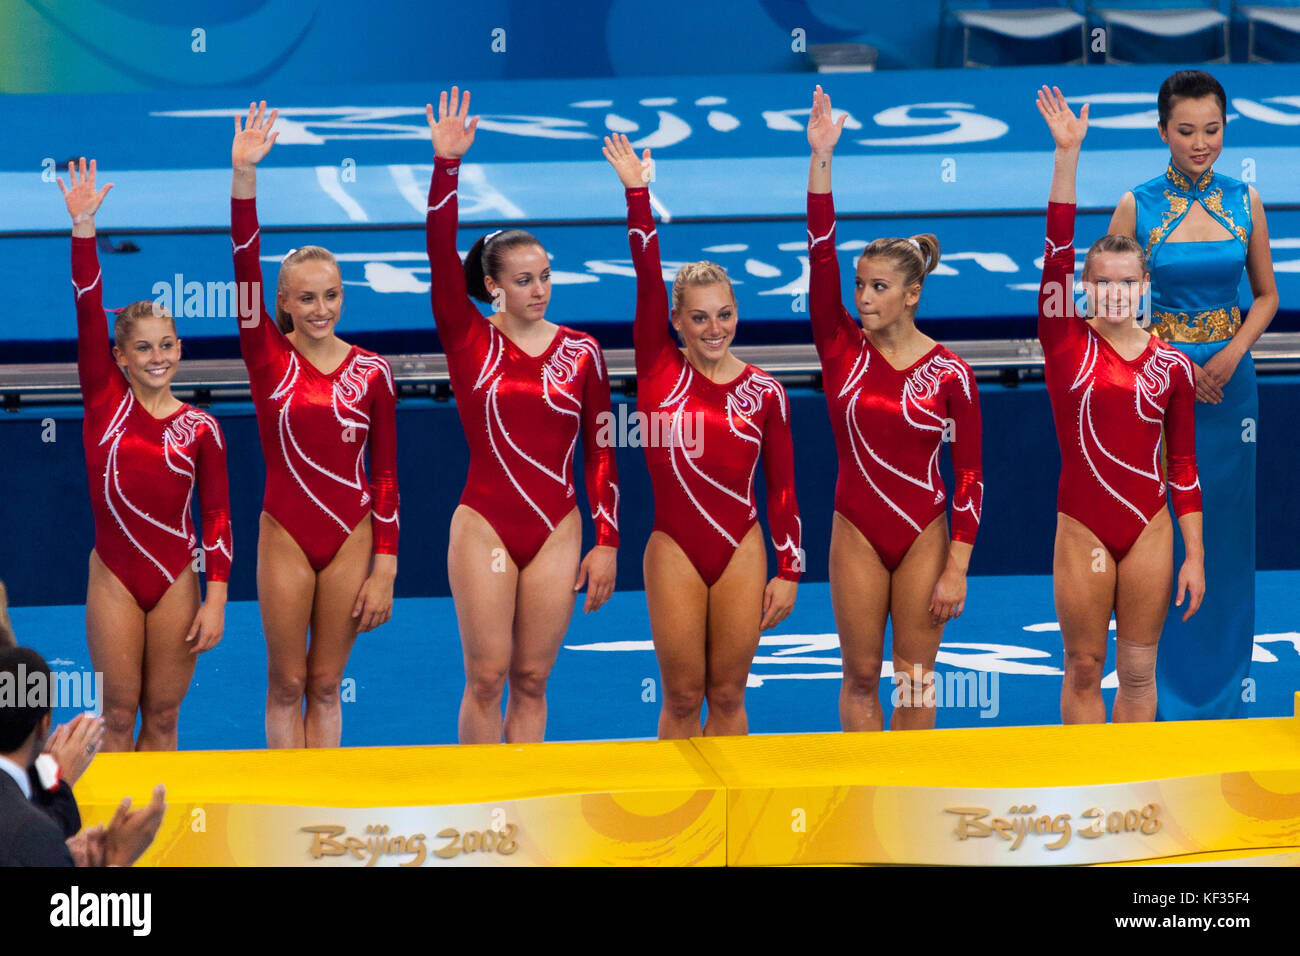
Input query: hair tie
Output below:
<box><xmin>483</xmin><ymin>230</ymin><xmax>504</xmax><ymax>247</ymax></box>
<box><xmin>282</xmin><ymin>247</ymin><xmax>298</xmax><ymax>263</ymax></box>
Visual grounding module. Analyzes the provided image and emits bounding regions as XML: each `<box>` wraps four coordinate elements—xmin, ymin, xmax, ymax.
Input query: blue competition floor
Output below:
<box><xmin>11</xmin><ymin>573</ymin><xmax>1298</xmax><ymax>749</ymax></box>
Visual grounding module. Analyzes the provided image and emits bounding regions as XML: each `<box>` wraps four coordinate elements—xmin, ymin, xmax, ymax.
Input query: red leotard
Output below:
<box><xmin>426</xmin><ymin>157</ymin><xmax>619</xmax><ymax>567</ymax></box>
<box><xmin>1039</xmin><ymin>201</ymin><xmax>1201</xmax><ymax>560</ymax></box>
<box><xmin>231</xmin><ymin>199</ymin><xmax>400</xmax><ymax>571</ymax></box>
<box><xmin>73</xmin><ymin>237</ymin><xmax>232</xmax><ymax>612</ymax></box>
<box><xmin>806</xmin><ymin>191</ymin><xmax>983</xmax><ymax>571</ymax></box>
<box><xmin>627</xmin><ymin>186</ymin><xmax>803</xmax><ymax>586</ymax></box>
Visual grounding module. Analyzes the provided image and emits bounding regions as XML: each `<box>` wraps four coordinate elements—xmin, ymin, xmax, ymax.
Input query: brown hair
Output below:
<box><xmin>113</xmin><ymin>300</ymin><xmax>177</xmax><ymax>352</ymax></box>
<box><xmin>276</xmin><ymin>246</ymin><xmax>341</xmax><ymax>333</ymax></box>
<box><xmin>1082</xmin><ymin>234</ymin><xmax>1147</xmax><ymax>279</ymax></box>
<box><xmin>671</xmin><ymin>261</ymin><xmax>736</xmax><ymax>313</ymax></box>
<box><xmin>858</xmin><ymin>234</ymin><xmax>941</xmax><ymax>313</ymax></box>
<box><xmin>465</xmin><ymin>230</ymin><xmax>547</xmax><ymax>305</ymax></box>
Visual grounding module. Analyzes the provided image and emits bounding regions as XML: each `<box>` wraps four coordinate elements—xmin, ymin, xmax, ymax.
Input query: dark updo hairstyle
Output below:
<box><xmin>464</xmin><ymin>229</ymin><xmax>547</xmax><ymax>305</ymax></box>
<box><xmin>858</xmin><ymin>233</ymin><xmax>942</xmax><ymax>315</ymax></box>
<box><xmin>113</xmin><ymin>300</ymin><xmax>177</xmax><ymax>351</ymax></box>
<box><xmin>1157</xmin><ymin>70</ymin><xmax>1227</xmax><ymax>129</ymax></box>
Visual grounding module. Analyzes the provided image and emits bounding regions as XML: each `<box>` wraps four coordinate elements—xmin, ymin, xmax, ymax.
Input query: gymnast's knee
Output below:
<box><xmin>507</xmin><ymin>666</ymin><xmax>550</xmax><ymax>701</ymax></box>
<box><xmin>841</xmin><ymin>664</ymin><xmax>884</xmax><ymax>700</ymax></box>
<box><xmin>1063</xmin><ymin>650</ymin><xmax>1105</xmax><ymax>691</ymax></box>
<box><xmin>663</xmin><ymin>682</ymin><xmax>705</xmax><ymax>721</ymax></box>
<box><xmin>266</xmin><ymin>670</ymin><xmax>307</xmax><ymax>707</ymax></box>
<box><xmin>465</xmin><ymin>665</ymin><xmax>508</xmax><ymax>707</ymax></box>
<box><xmin>1114</xmin><ymin>639</ymin><xmax>1158</xmax><ymax>703</ymax></box>
<box><xmin>704</xmin><ymin>682</ymin><xmax>746</xmax><ymax>718</ymax></box>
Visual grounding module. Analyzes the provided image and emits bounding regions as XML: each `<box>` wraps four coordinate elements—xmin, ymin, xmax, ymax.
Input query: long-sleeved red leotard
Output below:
<box><xmin>628</xmin><ymin>186</ymin><xmax>802</xmax><ymax>586</ymax></box>
<box><xmin>427</xmin><ymin>157</ymin><xmax>619</xmax><ymax>567</ymax></box>
<box><xmin>74</xmin><ymin>237</ymin><xmax>232</xmax><ymax>612</ymax></box>
<box><xmin>231</xmin><ymin>198</ymin><xmax>399</xmax><ymax>571</ymax></box>
<box><xmin>1039</xmin><ymin>201</ymin><xmax>1201</xmax><ymax>560</ymax></box>
<box><xmin>806</xmin><ymin>191</ymin><xmax>983</xmax><ymax>571</ymax></box>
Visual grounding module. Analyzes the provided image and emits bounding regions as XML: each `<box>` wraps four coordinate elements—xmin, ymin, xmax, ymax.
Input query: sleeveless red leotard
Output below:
<box><xmin>626</xmin><ymin>186</ymin><xmax>802</xmax><ymax>586</ymax></box>
<box><xmin>73</xmin><ymin>237</ymin><xmax>232</xmax><ymax>612</ymax></box>
<box><xmin>1039</xmin><ymin>201</ymin><xmax>1201</xmax><ymax>560</ymax></box>
<box><xmin>806</xmin><ymin>191</ymin><xmax>983</xmax><ymax>571</ymax></box>
<box><xmin>231</xmin><ymin>199</ymin><xmax>400</xmax><ymax>571</ymax></box>
<box><xmin>426</xmin><ymin>158</ymin><xmax>619</xmax><ymax>567</ymax></box>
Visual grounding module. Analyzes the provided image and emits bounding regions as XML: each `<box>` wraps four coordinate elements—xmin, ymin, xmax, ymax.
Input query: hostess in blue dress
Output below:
<box><xmin>1133</xmin><ymin>161</ymin><xmax>1257</xmax><ymax>720</ymax></box>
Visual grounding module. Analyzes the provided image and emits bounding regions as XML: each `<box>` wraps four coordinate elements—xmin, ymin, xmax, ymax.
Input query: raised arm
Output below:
<box><xmin>230</xmin><ymin>101</ymin><xmax>284</xmax><ymax>371</ymax></box>
<box><xmin>805</xmin><ymin>87</ymin><xmax>860</xmax><ymax>362</ymax></box>
<box><xmin>1035</xmin><ymin>86</ymin><xmax>1089</xmax><ymax>354</ymax></box>
<box><xmin>425</xmin><ymin>87</ymin><xmax>487</xmax><ymax>355</ymax></box>
<box><xmin>58</xmin><ymin>159</ymin><xmax>121</xmax><ymax>408</ymax></box>
<box><xmin>759</xmin><ymin>381</ymin><xmax>801</xmax><ymax>629</ymax></box>
<box><xmin>603</xmin><ymin>134</ymin><xmax>676</xmax><ymax>379</ymax></box>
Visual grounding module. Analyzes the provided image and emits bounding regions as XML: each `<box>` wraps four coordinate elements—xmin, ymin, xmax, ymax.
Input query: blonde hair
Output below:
<box><xmin>1082</xmin><ymin>234</ymin><xmax>1147</xmax><ymax>280</ymax></box>
<box><xmin>276</xmin><ymin>246</ymin><xmax>340</xmax><ymax>334</ymax></box>
<box><xmin>858</xmin><ymin>234</ymin><xmax>941</xmax><ymax>313</ymax></box>
<box><xmin>671</xmin><ymin>260</ymin><xmax>736</xmax><ymax>313</ymax></box>
<box><xmin>113</xmin><ymin>300</ymin><xmax>176</xmax><ymax>352</ymax></box>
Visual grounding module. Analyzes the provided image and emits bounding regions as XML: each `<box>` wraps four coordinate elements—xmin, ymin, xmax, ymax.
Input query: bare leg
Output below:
<box><xmin>1054</xmin><ymin>513</ymin><xmax>1116</xmax><ymax>724</ymax></box>
<box><xmin>448</xmin><ymin>506</ymin><xmax>517</xmax><ymax>744</ymax></box>
<box><xmin>85</xmin><ymin>551</ymin><xmax>145</xmax><ymax>753</ymax></box>
<box><xmin>303</xmin><ymin>515</ymin><xmax>372</xmax><ymax>748</ymax></box>
<box><xmin>258</xmin><ymin>513</ymin><xmax>315</xmax><ymax>749</ymax></box>
<box><xmin>1113</xmin><ymin>508</ymin><xmax>1172</xmax><ymax>723</ymax></box>
<box><xmin>136</xmin><ymin>567</ymin><xmax>201</xmax><ymax>751</ymax></box>
<box><xmin>505</xmin><ymin>509</ymin><xmax>581</xmax><ymax>743</ymax></box>
<box><xmin>703</xmin><ymin>525</ymin><xmax>767</xmax><ymax>737</ymax></box>
<box><xmin>888</xmin><ymin>516</ymin><xmax>949</xmax><ymax>731</ymax></box>
<box><xmin>829</xmin><ymin>514</ymin><xmax>891</xmax><ymax>732</ymax></box>
<box><xmin>644</xmin><ymin>531</ymin><xmax>708</xmax><ymax>740</ymax></box>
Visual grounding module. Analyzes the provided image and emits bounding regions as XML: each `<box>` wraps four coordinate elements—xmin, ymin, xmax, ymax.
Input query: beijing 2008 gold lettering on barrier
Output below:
<box><xmin>724</xmin><ymin>773</ymin><xmax>1300</xmax><ymax>866</ymax></box>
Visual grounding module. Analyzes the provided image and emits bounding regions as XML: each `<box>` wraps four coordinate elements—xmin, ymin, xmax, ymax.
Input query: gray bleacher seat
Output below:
<box><xmin>1090</xmin><ymin>2</ymin><xmax>1230</xmax><ymax>63</ymax></box>
<box><xmin>1237</xmin><ymin>2</ymin><xmax>1300</xmax><ymax>61</ymax></box>
<box><xmin>945</xmin><ymin>2</ymin><xmax>1087</xmax><ymax>67</ymax></box>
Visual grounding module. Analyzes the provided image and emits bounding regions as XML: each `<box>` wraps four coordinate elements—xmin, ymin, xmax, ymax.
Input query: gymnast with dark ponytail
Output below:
<box><xmin>425</xmin><ymin>87</ymin><xmax>621</xmax><ymax>744</ymax></box>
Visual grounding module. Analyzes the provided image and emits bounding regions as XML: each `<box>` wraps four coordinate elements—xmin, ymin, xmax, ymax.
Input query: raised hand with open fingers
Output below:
<box><xmin>427</xmin><ymin>86</ymin><xmax>480</xmax><ymax>160</ymax></box>
<box><xmin>232</xmin><ymin>100</ymin><xmax>280</xmax><ymax>170</ymax></box>
<box><xmin>601</xmin><ymin>133</ymin><xmax>652</xmax><ymax>189</ymax></box>
<box><xmin>1035</xmin><ymin>85</ymin><xmax>1089</xmax><ymax>151</ymax></box>
<box><xmin>807</xmin><ymin>84</ymin><xmax>847</xmax><ymax>155</ymax></box>
<box><xmin>57</xmin><ymin>157</ymin><xmax>114</xmax><ymax>224</ymax></box>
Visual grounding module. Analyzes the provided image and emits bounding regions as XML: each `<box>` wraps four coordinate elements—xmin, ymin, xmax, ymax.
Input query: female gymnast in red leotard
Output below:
<box><xmin>604</xmin><ymin>133</ymin><xmax>802</xmax><ymax>740</ymax></box>
<box><xmin>60</xmin><ymin>158</ymin><xmax>231</xmax><ymax>753</ymax></box>
<box><xmin>805</xmin><ymin>87</ymin><xmax>984</xmax><ymax>732</ymax></box>
<box><xmin>230</xmin><ymin>103</ymin><xmax>400</xmax><ymax>748</ymax></box>
<box><xmin>1036</xmin><ymin>86</ymin><xmax>1204</xmax><ymax>723</ymax></box>
<box><xmin>426</xmin><ymin>89</ymin><xmax>620</xmax><ymax>744</ymax></box>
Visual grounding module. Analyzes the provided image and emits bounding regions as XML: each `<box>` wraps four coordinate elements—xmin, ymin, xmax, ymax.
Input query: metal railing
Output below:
<box><xmin>4</xmin><ymin>333</ymin><xmax>1300</xmax><ymax>407</ymax></box>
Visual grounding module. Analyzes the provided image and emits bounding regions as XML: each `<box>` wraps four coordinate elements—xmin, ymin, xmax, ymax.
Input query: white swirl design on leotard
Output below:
<box><xmin>273</xmin><ymin>351</ymin><xmax>390</xmax><ymax>532</ymax></box>
<box><xmin>481</xmin><ymin>334</ymin><xmax>597</xmax><ymax>528</ymax></box>
<box><xmin>843</xmin><ymin>354</ymin><xmax>967</xmax><ymax>530</ymax></box>
<box><xmin>593</xmin><ymin>481</ymin><xmax>620</xmax><ymax>532</ymax></box>
<box><xmin>837</xmin><ymin>343</ymin><xmax>870</xmax><ymax>399</ymax></box>
<box><xmin>663</xmin><ymin>368</ymin><xmax>780</xmax><ymax>545</ymax></box>
<box><xmin>1071</xmin><ymin>331</ymin><xmax>1177</xmax><ymax>523</ymax></box>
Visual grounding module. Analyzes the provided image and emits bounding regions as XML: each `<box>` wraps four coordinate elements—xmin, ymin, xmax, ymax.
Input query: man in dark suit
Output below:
<box><xmin>1</xmin><ymin>646</ymin><xmax>165</xmax><ymax>867</ymax></box>
<box><xmin>0</xmin><ymin>647</ymin><xmax>75</xmax><ymax>866</ymax></box>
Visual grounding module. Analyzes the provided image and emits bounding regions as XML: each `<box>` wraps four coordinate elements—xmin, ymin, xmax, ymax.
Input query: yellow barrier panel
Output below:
<box><xmin>71</xmin><ymin>709</ymin><xmax>1300</xmax><ymax>866</ymax></box>
<box><xmin>697</xmin><ymin>715</ymin><xmax>1300</xmax><ymax>865</ymax></box>
<box><xmin>75</xmin><ymin>741</ymin><xmax>726</xmax><ymax>866</ymax></box>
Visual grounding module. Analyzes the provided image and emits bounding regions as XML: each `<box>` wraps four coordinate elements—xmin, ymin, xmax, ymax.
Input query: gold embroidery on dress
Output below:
<box><xmin>1146</xmin><ymin>190</ymin><xmax>1189</xmax><ymax>255</ymax></box>
<box><xmin>1166</xmin><ymin>164</ymin><xmax>1190</xmax><ymax>192</ymax></box>
<box><xmin>1202</xmin><ymin>187</ymin><xmax>1248</xmax><ymax>245</ymax></box>
<box><xmin>1151</xmin><ymin>305</ymin><xmax>1241</xmax><ymax>342</ymax></box>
